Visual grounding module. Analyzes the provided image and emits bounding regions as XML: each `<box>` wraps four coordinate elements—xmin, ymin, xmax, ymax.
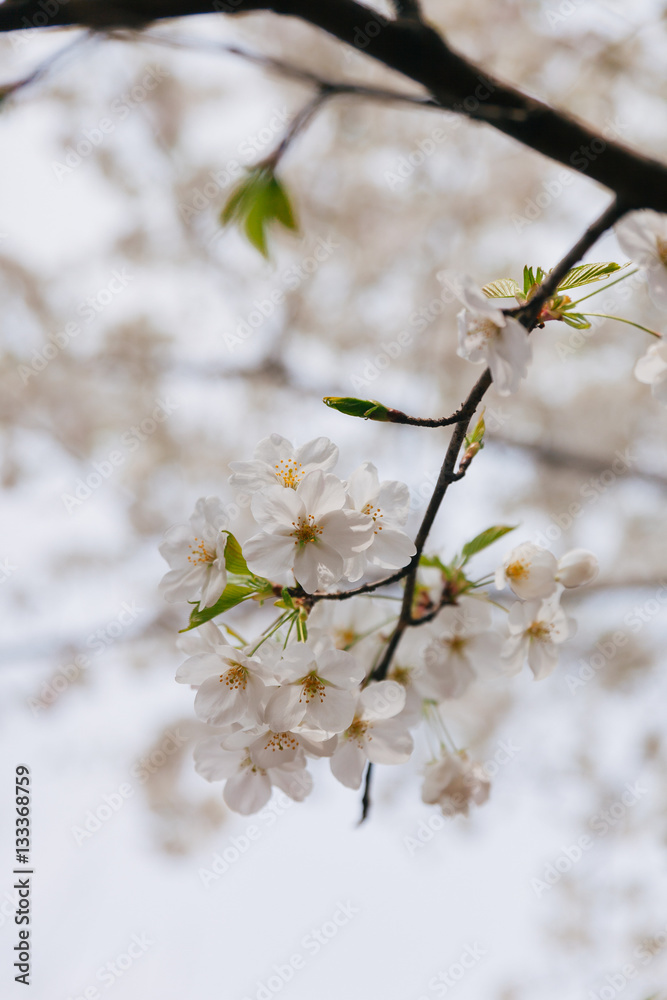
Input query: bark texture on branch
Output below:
<box><xmin>1</xmin><ymin>0</ymin><xmax>667</xmax><ymax>211</ymax></box>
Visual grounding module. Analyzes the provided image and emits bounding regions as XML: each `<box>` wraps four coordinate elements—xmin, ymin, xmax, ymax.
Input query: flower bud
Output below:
<box><xmin>556</xmin><ymin>549</ymin><xmax>599</xmax><ymax>588</ymax></box>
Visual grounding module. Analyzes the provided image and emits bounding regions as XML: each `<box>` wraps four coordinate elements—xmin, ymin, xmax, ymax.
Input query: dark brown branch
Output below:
<box><xmin>359</xmin><ymin>763</ymin><xmax>373</xmax><ymax>823</ymax></box>
<box><xmin>390</xmin><ymin>0</ymin><xmax>422</xmax><ymax>20</ymax></box>
<box><xmin>3</xmin><ymin>1</ymin><xmax>667</xmax><ymax>211</ymax></box>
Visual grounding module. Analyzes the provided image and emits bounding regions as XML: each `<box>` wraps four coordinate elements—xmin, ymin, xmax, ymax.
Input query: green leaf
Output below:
<box><xmin>180</xmin><ymin>584</ymin><xmax>258</xmax><ymax>632</ymax></box>
<box><xmin>419</xmin><ymin>554</ymin><xmax>448</xmax><ymax>572</ymax></box>
<box><xmin>461</xmin><ymin>525</ymin><xmax>516</xmax><ymax>563</ymax></box>
<box><xmin>223</xmin><ymin>532</ymin><xmax>250</xmax><ymax>576</ymax></box>
<box><xmin>323</xmin><ymin>396</ymin><xmax>390</xmax><ymax>421</ymax></box>
<box><xmin>296</xmin><ymin>614</ymin><xmax>308</xmax><ymax>643</ymax></box>
<box><xmin>267</xmin><ymin>176</ymin><xmax>297</xmax><ymax>231</ymax></box>
<box><xmin>560</xmin><ymin>312</ymin><xmax>592</xmax><ymax>329</ymax></box>
<box><xmin>482</xmin><ymin>278</ymin><xmax>522</xmax><ymax>299</ymax></box>
<box><xmin>557</xmin><ymin>261</ymin><xmax>624</xmax><ymax>291</ymax></box>
<box><xmin>465</xmin><ymin>410</ymin><xmax>486</xmax><ymax>448</ymax></box>
<box><xmin>220</xmin><ymin>167</ymin><xmax>298</xmax><ymax>259</ymax></box>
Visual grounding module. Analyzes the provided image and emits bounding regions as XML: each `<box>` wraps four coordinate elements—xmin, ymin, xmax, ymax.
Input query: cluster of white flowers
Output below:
<box><xmin>159</xmin><ymin>437</ymin><xmax>599</xmax><ymax>818</ymax></box>
<box><xmin>436</xmin><ymin>211</ymin><xmax>667</xmax><ymax>405</ymax></box>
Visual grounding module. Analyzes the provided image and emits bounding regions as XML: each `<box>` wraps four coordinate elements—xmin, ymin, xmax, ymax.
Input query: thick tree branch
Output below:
<box><xmin>2</xmin><ymin>0</ymin><xmax>667</xmax><ymax>211</ymax></box>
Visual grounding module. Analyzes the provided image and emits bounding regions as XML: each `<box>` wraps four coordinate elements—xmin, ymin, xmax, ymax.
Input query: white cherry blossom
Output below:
<box><xmin>265</xmin><ymin>632</ymin><xmax>365</xmax><ymax>733</ymax></box>
<box><xmin>615</xmin><ymin>210</ymin><xmax>667</xmax><ymax>311</ymax></box>
<box><xmin>226</xmin><ymin>725</ymin><xmax>338</xmax><ymax>769</ymax></box>
<box><xmin>229</xmin><ymin>433</ymin><xmax>338</xmax><ymax>493</ymax></box>
<box><xmin>175</xmin><ymin>621</ymin><xmax>231</xmax><ymax>685</ymax></box>
<box><xmin>343</xmin><ymin>462</ymin><xmax>416</xmax><ymax>581</ymax></box>
<box><xmin>495</xmin><ymin>542</ymin><xmax>558</xmax><ymax>600</ymax></box>
<box><xmin>556</xmin><ymin>549</ymin><xmax>599</xmax><ymax>588</ymax></box>
<box><xmin>502</xmin><ymin>596</ymin><xmax>574</xmax><ymax>680</ymax></box>
<box><xmin>634</xmin><ymin>340</ymin><xmax>667</xmax><ymax>404</ymax></box>
<box><xmin>438</xmin><ymin>272</ymin><xmax>531</xmax><ymax>396</ymax></box>
<box><xmin>330</xmin><ymin>681</ymin><xmax>413</xmax><ymax>789</ymax></box>
<box><xmin>414</xmin><ymin>599</ymin><xmax>502</xmax><ymax>700</ymax></box>
<box><xmin>193</xmin><ymin>648</ymin><xmax>276</xmax><ymax>727</ymax></box>
<box><xmin>194</xmin><ymin>737</ymin><xmax>312</xmax><ymax>815</ymax></box>
<box><xmin>159</xmin><ymin>497</ymin><xmax>228</xmax><ymax>608</ymax></box>
<box><xmin>422</xmin><ymin>750</ymin><xmax>491</xmax><ymax>817</ymax></box>
<box><xmin>243</xmin><ymin>470</ymin><xmax>374</xmax><ymax>593</ymax></box>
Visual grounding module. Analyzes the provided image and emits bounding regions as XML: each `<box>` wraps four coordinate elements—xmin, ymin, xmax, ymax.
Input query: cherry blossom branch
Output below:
<box><xmin>3</xmin><ymin>2</ymin><xmax>667</xmax><ymax>212</ymax></box>
<box><xmin>132</xmin><ymin>31</ymin><xmax>439</xmax><ymax>111</ymax></box>
<box><xmin>512</xmin><ymin>198</ymin><xmax>627</xmax><ymax>329</ymax></box>
<box><xmin>357</xmin><ymin>197</ymin><xmax>632</xmax><ymax>820</ymax></box>
<box><xmin>389</xmin><ymin>0</ymin><xmax>423</xmax><ymax>20</ymax></box>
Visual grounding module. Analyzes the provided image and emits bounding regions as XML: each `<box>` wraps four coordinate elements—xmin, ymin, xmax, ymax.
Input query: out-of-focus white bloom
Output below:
<box><xmin>556</xmin><ymin>549</ymin><xmax>599</xmax><ymax>588</ymax></box>
<box><xmin>501</xmin><ymin>596</ymin><xmax>574</xmax><ymax>680</ymax></box>
<box><xmin>229</xmin><ymin>434</ymin><xmax>338</xmax><ymax>493</ymax></box>
<box><xmin>193</xmin><ymin>648</ymin><xmax>276</xmax><ymax>727</ymax></box>
<box><xmin>308</xmin><ymin>598</ymin><xmax>392</xmax><ymax>660</ymax></box>
<box><xmin>421</xmin><ymin>749</ymin><xmax>491</xmax><ymax>816</ymax></box>
<box><xmin>330</xmin><ymin>681</ymin><xmax>413</xmax><ymax>789</ymax></box>
<box><xmin>243</xmin><ymin>471</ymin><xmax>374</xmax><ymax>593</ymax></box>
<box><xmin>264</xmin><ymin>632</ymin><xmax>365</xmax><ymax>733</ymax></box>
<box><xmin>175</xmin><ymin>621</ymin><xmax>231</xmax><ymax>685</ymax></box>
<box><xmin>343</xmin><ymin>462</ymin><xmax>416</xmax><ymax>581</ymax></box>
<box><xmin>159</xmin><ymin>497</ymin><xmax>228</xmax><ymax>608</ymax></box>
<box><xmin>615</xmin><ymin>211</ymin><xmax>667</xmax><ymax>311</ymax></box>
<box><xmin>231</xmin><ymin>725</ymin><xmax>337</xmax><ymax>769</ymax></box>
<box><xmin>414</xmin><ymin>600</ymin><xmax>501</xmax><ymax>700</ymax></box>
<box><xmin>495</xmin><ymin>542</ymin><xmax>558</xmax><ymax>600</ymax></box>
<box><xmin>438</xmin><ymin>272</ymin><xmax>531</xmax><ymax>396</ymax></box>
<box><xmin>194</xmin><ymin>737</ymin><xmax>312</xmax><ymax>815</ymax></box>
<box><xmin>634</xmin><ymin>340</ymin><xmax>667</xmax><ymax>405</ymax></box>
